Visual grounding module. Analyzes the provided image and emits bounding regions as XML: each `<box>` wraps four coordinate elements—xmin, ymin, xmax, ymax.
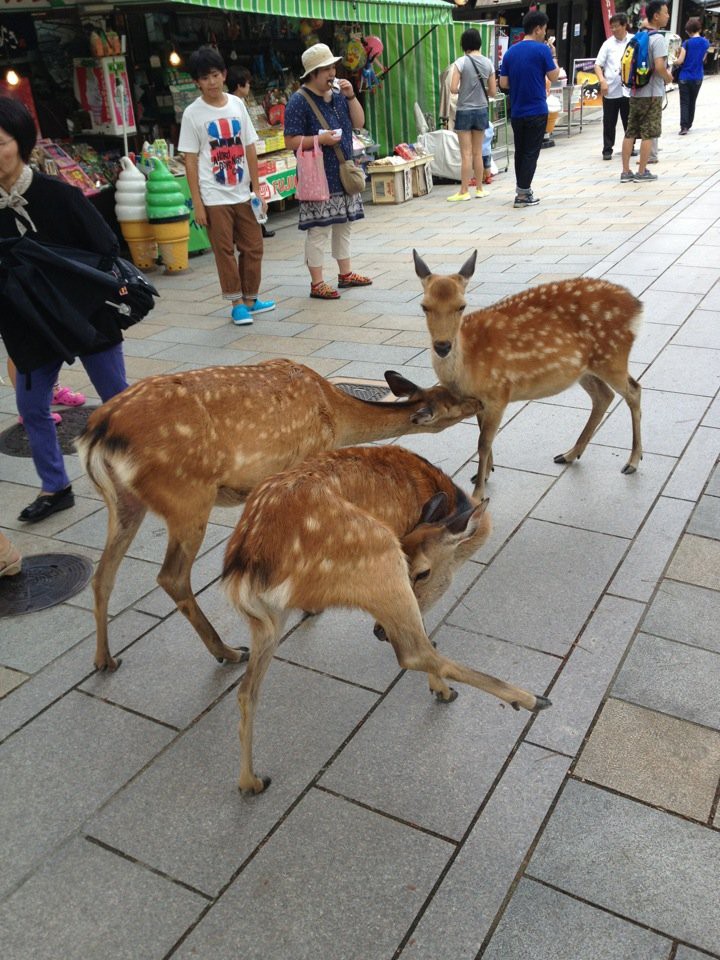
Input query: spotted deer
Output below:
<box><xmin>222</xmin><ymin>445</ymin><xmax>551</xmax><ymax>794</ymax></box>
<box><xmin>413</xmin><ymin>251</ymin><xmax>643</xmax><ymax>500</ymax></box>
<box><xmin>75</xmin><ymin>359</ymin><xmax>480</xmax><ymax>673</ymax></box>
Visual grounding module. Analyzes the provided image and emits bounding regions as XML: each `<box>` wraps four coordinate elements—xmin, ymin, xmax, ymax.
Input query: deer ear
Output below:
<box><xmin>443</xmin><ymin>498</ymin><xmax>488</xmax><ymax>537</ymax></box>
<box><xmin>384</xmin><ymin>370</ymin><xmax>421</xmax><ymax>398</ymax></box>
<box><xmin>413</xmin><ymin>249</ymin><xmax>431</xmax><ymax>279</ymax></box>
<box><xmin>419</xmin><ymin>491</ymin><xmax>449</xmax><ymax>525</ymax></box>
<box><xmin>458</xmin><ymin>250</ymin><xmax>478</xmax><ymax>281</ymax></box>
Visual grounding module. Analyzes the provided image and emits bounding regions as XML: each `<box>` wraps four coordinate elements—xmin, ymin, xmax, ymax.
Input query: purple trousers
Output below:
<box><xmin>15</xmin><ymin>344</ymin><xmax>128</xmax><ymax>493</ymax></box>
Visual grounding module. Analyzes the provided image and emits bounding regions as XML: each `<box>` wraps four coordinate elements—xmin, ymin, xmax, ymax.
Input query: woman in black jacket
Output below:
<box><xmin>0</xmin><ymin>97</ymin><xmax>129</xmax><ymax>523</ymax></box>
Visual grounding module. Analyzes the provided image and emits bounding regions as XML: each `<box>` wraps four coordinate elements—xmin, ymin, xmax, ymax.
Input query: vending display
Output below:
<box><xmin>73</xmin><ymin>56</ymin><xmax>136</xmax><ymax>136</ymax></box>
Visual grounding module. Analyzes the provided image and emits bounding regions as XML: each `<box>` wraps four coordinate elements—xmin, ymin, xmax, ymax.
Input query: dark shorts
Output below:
<box><xmin>455</xmin><ymin>108</ymin><xmax>489</xmax><ymax>132</ymax></box>
<box><xmin>625</xmin><ymin>96</ymin><xmax>662</xmax><ymax>140</ymax></box>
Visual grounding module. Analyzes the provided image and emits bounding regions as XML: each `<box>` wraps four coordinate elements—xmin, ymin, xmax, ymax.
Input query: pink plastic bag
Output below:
<box><xmin>295</xmin><ymin>136</ymin><xmax>330</xmax><ymax>202</ymax></box>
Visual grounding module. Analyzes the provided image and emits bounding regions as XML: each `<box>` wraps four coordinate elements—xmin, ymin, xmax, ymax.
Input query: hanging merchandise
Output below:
<box><xmin>359</xmin><ymin>36</ymin><xmax>386</xmax><ymax>93</ymax></box>
<box><xmin>343</xmin><ymin>27</ymin><xmax>367</xmax><ymax>72</ymax></box>
<box><xmin>299</xmin><ymin>19</ymin><xmax>324</xmax><ymax>48</ymax></box>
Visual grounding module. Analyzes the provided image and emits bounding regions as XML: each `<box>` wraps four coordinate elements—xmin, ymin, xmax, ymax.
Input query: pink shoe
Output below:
<box><xmin>52</xmin><ymin>385</ymin><xmax>86</xmax><ymax>406</ymax></box>
<box><xmin>18</xmin><ymin>412</ymin><xmax>62</xmax><ymax>426</ymax></box>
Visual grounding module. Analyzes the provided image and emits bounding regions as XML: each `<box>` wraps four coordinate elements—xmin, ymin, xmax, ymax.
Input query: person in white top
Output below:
<box><xmin>594</xmin><ymin>12</ymin><xmax>633</xmax><ymax>160</ymax></box>
<box><xmin>179</xmin><ymin>47</ymin><xmax>275</xmax><ymax>326</ymax></box>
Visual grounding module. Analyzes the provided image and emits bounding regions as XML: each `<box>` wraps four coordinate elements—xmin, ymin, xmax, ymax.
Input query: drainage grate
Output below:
<box><xmin>331</xmin><ymin>381</ymin><xmax>392</xmax><ymax>403</ymax></box>
<box><xmin>0</xmin><ymin>553</ymin><xmax>94</xmax><ymax>617</ymax></box>
<box><xmin>0</xmin><ymin>406</ymin><xmax>98</xmax><ymax>458</ymax></box>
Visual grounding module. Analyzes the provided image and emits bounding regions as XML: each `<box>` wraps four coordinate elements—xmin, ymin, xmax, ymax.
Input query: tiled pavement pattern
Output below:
<box><xmin>1</xmin><ymin>85</ymin><xmax>719</xmax><ymax>959</ymax></box>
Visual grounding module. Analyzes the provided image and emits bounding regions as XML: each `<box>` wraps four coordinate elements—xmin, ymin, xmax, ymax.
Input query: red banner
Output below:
<box><xmin>600</xmin><ymin>0</ymin><xmax>616</xmax><ymax>38</ymax></box>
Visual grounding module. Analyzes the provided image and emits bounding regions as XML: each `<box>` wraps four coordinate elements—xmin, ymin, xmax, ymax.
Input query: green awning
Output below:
<box><xmin>175</xmin><ymin>0</ymin><xmax>454</xmax><ymax>27</ymax></box>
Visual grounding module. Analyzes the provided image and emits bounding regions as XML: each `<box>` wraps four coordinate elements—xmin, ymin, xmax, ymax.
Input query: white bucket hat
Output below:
<box><xmin>300</xmin><ymin>43</ymin><xmax>341</xmax><ymax>80</ymax></box>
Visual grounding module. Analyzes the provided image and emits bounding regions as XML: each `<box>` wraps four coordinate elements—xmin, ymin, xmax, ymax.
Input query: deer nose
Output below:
<box><xmin>434</xmin><ymin>341</ymin><xmax>452</xmax><ymax>358</ymax></box>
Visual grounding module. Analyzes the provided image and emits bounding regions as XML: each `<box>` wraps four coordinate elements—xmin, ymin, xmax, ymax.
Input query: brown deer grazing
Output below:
<box><xmin>413</xmin><ymin>251</ymin><xmax>643</xmax><ymax>500</ymax></box>
<box><xmin>223</xmin><ymin>445</ymin><xmax>551</xmax><ymax>794</ymax></box>
<box><xmin>75</xmin><ymin>359</ymin><xmax>480</xmax><ymax>673</ymax></box>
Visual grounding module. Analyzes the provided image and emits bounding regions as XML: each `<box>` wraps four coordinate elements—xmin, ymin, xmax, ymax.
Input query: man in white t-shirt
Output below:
<box><xmin>179</xmin><ymin>47</ymin><xmax>275</xmax><ymax>325</ymax></box>
<box><xmin>594</xmin><ymin>12</ymin><xmax>633</xmax><ymax>160</ymax></box>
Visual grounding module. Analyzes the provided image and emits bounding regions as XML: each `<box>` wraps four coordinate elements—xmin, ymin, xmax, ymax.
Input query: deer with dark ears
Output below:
<box><xmin>222</xmin><ymin>444</ymin><xmax>551</xmax><ymax>794</ymax></box>
<box><xmin>75</xmin><ymin>359</ymin><xmax>481</xmax><ymax>673</ymax></box>
<box><xmin>413</xmin><ymin>250</ymin><xmax>643</xmax><ymax>500</ymax></box>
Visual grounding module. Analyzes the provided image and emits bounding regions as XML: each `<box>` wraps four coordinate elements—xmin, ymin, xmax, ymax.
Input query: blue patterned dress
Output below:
<box><xmin>283</xmin><ymin>87</ymin><xmax>365</xmax><ymax>230</ymax></box>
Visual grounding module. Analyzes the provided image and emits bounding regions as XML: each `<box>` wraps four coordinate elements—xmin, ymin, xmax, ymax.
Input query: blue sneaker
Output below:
<box><xmin>250</xmin><ymin>298</ymin><xmax>276</xmax><ymax>315</ymax></box>
<box><xmin>231</xmin><ymin>304</ymin><xmax>253</xmax><ymax>326</ymax></box>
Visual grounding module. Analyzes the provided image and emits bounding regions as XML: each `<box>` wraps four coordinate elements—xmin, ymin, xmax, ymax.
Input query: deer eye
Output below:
<box><xmin>414</xmin><ymin>569</ymin><xmax>431</xmax><ymax>583</ymax></box>
<box><xmin>420</xmin><ymin>304</ymin><xmax>429</xmax><ymax>313</ymax></box>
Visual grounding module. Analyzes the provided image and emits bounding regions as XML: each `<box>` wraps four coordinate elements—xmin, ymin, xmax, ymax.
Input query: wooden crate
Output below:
<box><xmin>410</xmin><ymin>156</ymin><xmax>434</xmax><ymax>197</ymax></box>
<box><xmin>367</xmin><ymin>161</ymin><xmax>413</xmax><ymax>204</ymax></box>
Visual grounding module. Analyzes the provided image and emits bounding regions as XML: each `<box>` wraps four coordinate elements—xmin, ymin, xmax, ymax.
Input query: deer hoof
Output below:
<box><xmin>435</xmin><ymin>687</ymin><xmax>458</xmax><ymax>703</ymax></box>
<box><xmin>533</xmin><ymin>695</ymin><xmax>552</xmax><ymax>711</ymax></box>
<box><xmin>95</xmin><ymin>656</ymin><xmax>122</xmax><ymax>672</ymax></box>
<box><xmin>373</xmin><ymin>623</ymin><xmax>388</xmax><ymax>642</ymax></box>
<box><xmin>216</xmin><ymin>646</ymin><xmax>250</xmax><ymax>665</ymax></box>
<box><xmin>553</xmin><ymin>454</ymin><xmax>569</xmax><ymax>464</ymax></box>
<box><xmin>470</xmin><ymin>471</ymin><xmax>478</xmax><ymax>484</ymax></box>
<box><xmin>621</xmin><ymin>463</ymin><xmax>637</xmax><ymax>475</ymax></box>
<box><xmin>239</xmin><ymin>775</ymin><xmax>271</xmax><ymax>795</ymax></box>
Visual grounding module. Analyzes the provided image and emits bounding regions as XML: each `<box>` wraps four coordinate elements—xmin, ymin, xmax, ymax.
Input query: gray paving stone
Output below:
<box><xmin>0</xmin><ymin>610</ymin><xmax>157</xmax><ymax>741</ymax></box>
<box><xmin>483</xmin><ymin>878</ymin><xmax>672</xmax><ymax>960</ymax></box>
<box><xmin>702</xmin><ymin>393</ymin><xmax>720</xmax><ymax>427</ymax></box>
<box><xmin>145</xmin><ymin>324</ymin><xmax>246</xmax><ymax>346</ymax></box>
<box><xmin>595</xmin><ymin>388</ymin><xmax>709</xmax><ymax>457</ymax></box>
<box><xmin>281</xmin><ymin>609</ymin><xmax>401</xmax><ymax>692</ymax></box>
<box><xmin>637</xmin><ymin>290</ymin><xmax>703</xmax><ymax>326</ymax></box>
<box><xmin>0</xmin><ymin>602</ymin><xmax>96</xmax><ymax>674</ymax></box>
<box><xmin>640</xmin><ymin>345</ymin><xmax>720</xmax><ymax>396</ymax></box>
<box><xmin>134</xmin><ymin>538</ymin><xmax>227</xmax><ymax>618</ymax></box>
<box><xmin>148</xmin><ymin>343</ymin><xmax>258</xmax><ymax>365</ymax></box>
<box><xmin>630</xmin><ymin>322</ymin><xmax>679</xmax><ymax>364</ymax></box>
<box><xmin>175</xmin><ymin>789</ymin><xmax>452</xmax><ymax>960</ymax></box>
<box><xmin>320</xmin><ymin>626</ymin><xmax>557</xmax><ymax>839</ymax></box>
<box><xmin>328</xmin><ymin>360</ymin><xmax>437</xmax><ymax>386</ymax></box>
<box><xmin>449</xmin><ymin>519</ymin><xmax>628</xmax><ymax>656</ymax></box>
<box><xmin>675</xmin><ymin>949</ymin><xmax>718</xmax><ymax>960</ymax></box>
<box><xmin>613</xmin><ymin>633</ymin><xmax>720</xmax><ymax>730</ymax></box>
<box><xmin>649</xmin><ymin>266</ymin><xmax>720</xmax><ymax>295</ymax></box>
<box><xmin>310</xmin><ymin>340</ymin><xmax>423</xmax><ymax>364</ymax></box>
<box><xmin>65</xmin><ymin>554</ymin><xmax>160</xmax><ymax>616</ymax></box>
<box><xmin>89</xmin><ymin>661</ymin><xmax>377</xmax><ymax>895</ymax></box>
<box><xmin>707</xmin><ymin>462</ymin><xmax>720</xmax><ymax>496</ymax></box>
<box><xmin>483</xmin><ymin>401</ymin><xmax>585</xmax><ymax>476</ymax></box>
<box><xmin>531</xmin><ymin>446</ymin><xmax>673</xmax><ymax>538</ymax></box>
<box><xmin>1</xmin><ymin>837</ymin><xmax>205</xmax><ymax>960</ymax></box>
<box><xmin>663</xmin><ymin>426</ymin><xmax>720</xmax><ymax>501</ymax></box>
<box><xmin>0</xmin><ymin>692</ymin><xmax>172</xmax><ymax>899</ymax></box>
<box><xmin>451</xmin><ymin>463</ymin><xmax>555</xmax><ymax>564</ymax></box>
<box><xmin>608</xmin><ymin>495</ymin><xmax>694</xmax><ymax>602</ymax></box>
<box><xmin>79</xmin><ymin>582</ymin><xmax>255</xmax><ymax>728</ymax></box>
<box><xmin>0</xmin><ymin>666</ymin><xmax>26</xmax><ymax>697</ymax></box>
<box><xmin>688</xmin><ymin>494</ymin><xmax>720</xmax><ymax>538</ymax></box>
<box><xmin>575</xmin><ymin>698</ymin><xmax>720</xmax><ymax>820</ymax></box>
<box><xmin>403</xmin><ymin>745</ymin><xmax>569</xmax><ymax>960</ymax></box>
<box><xmin>388</xmin><ymin>421</ymin><xmax>478</xmax><ymax>477</ymax></box>
<box><xmin>529</xmin><ymin>595</ymin><xmax>644</xmax><ymax>756</ymax></box>
<box><xmin>643</xmin><ymin>581</ymin><xmax>720</xmax><ymax>654</ymax></box>
<box><xmin>528</xmin><ymin>780</ymin><xmax>720</xmax><ymax>954</ymax></box>
<box><xmin>673</xmin><ymin>309</ymin><xmax>720</xmax><ymax>349</ymax></box>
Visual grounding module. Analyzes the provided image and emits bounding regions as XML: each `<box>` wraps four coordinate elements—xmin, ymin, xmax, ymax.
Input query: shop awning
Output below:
<box><xmin>174</xmin><ymin>0</ymin><xmax>454</xmax><ymax>27</ymax></box>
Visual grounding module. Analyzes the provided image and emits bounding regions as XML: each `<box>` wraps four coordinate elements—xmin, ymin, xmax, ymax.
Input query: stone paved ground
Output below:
<box><xmin>1</xmin><ymin>81</ymin><xmax>719</xmax><ymax>960</ymax></box>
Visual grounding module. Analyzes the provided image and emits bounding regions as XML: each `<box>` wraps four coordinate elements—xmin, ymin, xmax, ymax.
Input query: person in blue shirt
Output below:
<box><xmin>499</xmin><ymin>11</ymin><xmax>559</xmax><ymax>208</ymax></box>
<box><xmin>674</xmin><ymin>17</ymin><xmax>710</xmax><ymax>135</ymax></box>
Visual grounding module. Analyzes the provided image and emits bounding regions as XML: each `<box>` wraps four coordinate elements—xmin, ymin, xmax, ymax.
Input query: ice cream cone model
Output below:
<box><xmin>146</xmin><ymin>157</ymin><xmax>190</xmax><ymax>274</ymax></box>
<box><xmin>546</xmin><ymin>94</ymin><xmax>561</xmax><ymax>135</ymax></box>
<box><xmin>115</xmin><ymin>157</ymin><xmax>157</xmax><ymax>271</ymax></box>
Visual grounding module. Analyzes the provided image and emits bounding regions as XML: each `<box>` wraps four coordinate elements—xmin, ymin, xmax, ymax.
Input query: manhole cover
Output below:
<box><xmin>0</xmin><ymin>553</ymin><xmax>94</xmax><ymax>617</ymax></box>
<box><xmin>0</xmin><ymin>406</ymin><xmax>98</xmax><ymax>458</ymax></box>
<box><xmin>332</xmin><ymin>381</ymin><xmax>392</xmax><ymax>402</ymax></box>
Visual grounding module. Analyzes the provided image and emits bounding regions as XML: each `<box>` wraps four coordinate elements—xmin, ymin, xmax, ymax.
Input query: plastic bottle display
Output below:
<box><xmin>145</xmin><ymin>157</ymin><xmax>190</xmax><ymax>273</ymax></box>
<box><xmin>250</xmin><ymin>192</ymin><xmax>268</xmax><ymax>224</ymax></box>
<box><xmin>114</xmin><ymin>156</ymin><xmax>157</xmax><ymax>271</ymax></box>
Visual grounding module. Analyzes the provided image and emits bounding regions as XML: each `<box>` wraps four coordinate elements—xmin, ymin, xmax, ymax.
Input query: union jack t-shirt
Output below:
<box><xmin>178</xmin><ymin>94</ymin><xmax>258</xmax><ymax>206</ymax></box>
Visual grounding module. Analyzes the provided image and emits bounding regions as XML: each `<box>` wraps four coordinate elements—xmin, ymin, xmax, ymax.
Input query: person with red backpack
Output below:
<box><xmin>620</xmin><ymin>1</ymin><xmax>672</xmax><ymax>183</ymax></box>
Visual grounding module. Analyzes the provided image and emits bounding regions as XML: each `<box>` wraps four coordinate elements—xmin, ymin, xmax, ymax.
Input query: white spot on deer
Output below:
<box><xmin>175</xmin><ymin>423</ymin><xmax>193</xmax><ymax>436</ymax></box>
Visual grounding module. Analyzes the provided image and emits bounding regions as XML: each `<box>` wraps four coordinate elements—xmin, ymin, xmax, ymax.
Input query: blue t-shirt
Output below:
<box><xmin>283</xmin><ymin>88</ymin><xmax>353</xmax><ymax>195</ymax></box>
<box><xmin>499</xmin><ymin>40</ymin><xmax>556</xmax><ymax>118</ymax></box>
<box><xmin>679</xmin><ymin>36</ymin><xmax>710</xmax><ymax>82</ymax></box>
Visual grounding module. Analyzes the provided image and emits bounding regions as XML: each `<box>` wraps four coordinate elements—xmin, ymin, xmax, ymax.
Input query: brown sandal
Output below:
<box><xmin>310</xmin><ymin>281</ymin><xmax>340</xmax><ymax>300</ymax></box>
<box><xmin>338</xmin><ymin>272</ymin><xmax>373</xmax><ymax>288</ymax></box>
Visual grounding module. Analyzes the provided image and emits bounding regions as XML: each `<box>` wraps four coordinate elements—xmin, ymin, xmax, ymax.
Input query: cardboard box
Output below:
<box><xmin>367</xmin><ymin>160</ymin><xmax>413</xmax><ymax>204</ymax></box>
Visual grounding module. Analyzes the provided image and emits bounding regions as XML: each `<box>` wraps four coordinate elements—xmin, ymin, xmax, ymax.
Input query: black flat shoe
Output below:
<box><xmin>261</xmin><ymin>226</ymin><xmax>275</xmax><ymax>238</ymax></box>
<box><xmin>18</xmin><ymin>486</ymin><xmax>75</xmax><ymax>523</ymax></box>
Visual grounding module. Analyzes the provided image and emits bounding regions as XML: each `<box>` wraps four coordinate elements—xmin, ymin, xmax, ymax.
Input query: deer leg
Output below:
<box><xmin>237</xmin><ymin>611</ymin><xmax>283</xmax><ymax>794</ymax></box>
<box><xmin>158</xmin><ymin>520</ymin><xmax>248</xmax><ymax>664</ymax></box>
<box><xmin>470</xmin><ymin>413</ymin><xmax>494</xmax><ymax>487</ymax></box>
<box><xmin>610</xmin><ymin>374</ymin><xmax>642</xmax><ymax>474</ymax></box>
<box><xmin>554</xmin><ymin>374</ymin><xmax>615</xmax><ymax>465</ymax></box>
<box><xmin>362</xmin><ymin>566</ymin><xmax>549</xmax><ymax>712</ymax></box>
<box><xmin>93</xmin><ymin>492</ymin><xmax>147</xmax><ymax>671</ymax></box>
<box><xmin>471</xmin><ymin>406</ymin><xmax>504</xmax><ymax>501</ymax></box>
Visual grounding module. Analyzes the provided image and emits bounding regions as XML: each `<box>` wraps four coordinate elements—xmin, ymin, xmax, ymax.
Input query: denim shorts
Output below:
<box><xmin>455</xmin><ymin>108</ymin><xmax>489</xmax><ymax>132</ymax></box>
